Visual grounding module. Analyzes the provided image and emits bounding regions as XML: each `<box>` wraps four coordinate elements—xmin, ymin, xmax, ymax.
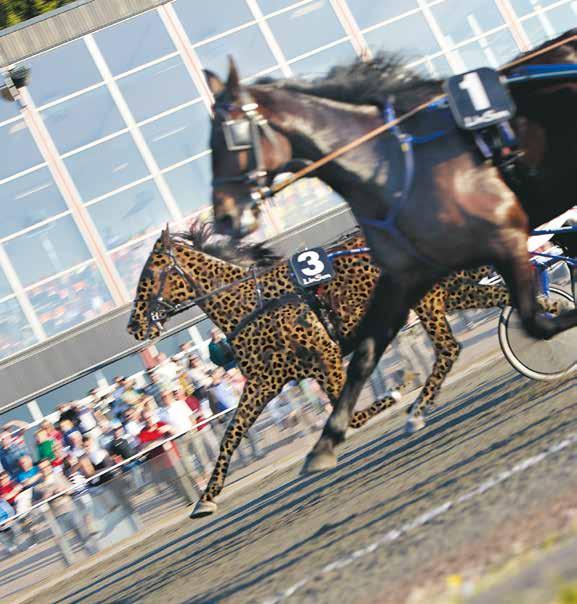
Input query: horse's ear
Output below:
<box><xmin>203</xmin><ymin>69</ymin><xmax>224</xmax><ymax>96</ymax></box>
<box><xmin>226</xmin><ymin>56</ymin><xmax>241</xmax><ymax>97</ymax></box>
<box><xmin>161</xmin><ymin>223</ymin><xmax>170</xmax><ymax>248</ymax></box>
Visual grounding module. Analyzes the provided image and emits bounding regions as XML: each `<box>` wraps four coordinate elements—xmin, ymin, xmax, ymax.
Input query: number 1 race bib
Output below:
<box><xmin>444</xmin><ymin>67</ymin><xmax>515</xmax><ymax>130</ymax></box>
<box><xmin>290</xmin><ymin>247</ymin><xmax>335</xmax><ymax>288</ymax></box>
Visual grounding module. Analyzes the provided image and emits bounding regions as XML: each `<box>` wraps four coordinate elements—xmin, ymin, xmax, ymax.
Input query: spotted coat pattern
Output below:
<box><xmin>127</xmin><ymin>230</ymin><xmax>557</xmax><ymax>506</ymax></box>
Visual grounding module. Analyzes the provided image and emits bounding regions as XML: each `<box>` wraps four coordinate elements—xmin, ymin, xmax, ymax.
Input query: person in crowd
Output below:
<box><xmin>186</xmin><ymin>354</ymin><xmax>212</xmax><ymax>401</ymax></box>
<box><xmin>0</xmin><ymin>498</ymin><xmax>20</xmax><ymax>554</ymax></box>
<box><xmin>0</xmin><ymin>430</ymin><xmax>29</xmax><ymax>480</ymax></box>
<box><xmin>122</xmin><ymin>407</ymin><xmax>143</xmax><ymax>444</ymax></box>
<box><xmin>16</xmin><ymin>456</ymin><xmax>42</xmax><ymax>491</ymax></box>
<box><xmin>183</xmin><ymin>390</ymin><xmax>219</xmax><ymax>470</ymax></box>
<box><xmin>120</xmin><ymin>378</ymin><xmax>142</xmax><ymax>407</ymax></box>
<box><xmin>61</xmin><ymin>456</ymin><xmax>99</xmax><ymax>540</ymax></box>
<box><xmin>50</xmin><ymin>440</ymin><xmax>67</xmax><ymax>473</ymax></box>
<box><xmin>82</xmin><ymin>435</ymin><xmax>111</xmax><ymax>474</ymax></box>
<box><xmin>0</xmin><ymin>471</ymin><xmax>38</xmax><ymax>547</ymax></box>
<box><xmin>57</xmin><ymin>402</ymin><xmax>80</xmax><ymax>427</ymax></box>
<box><xmin>143</xmin><ymin>371</ymin><xmax>165</xmax><ymax>408</ymax></box>
<box><xmin>35</xmin><ymin>459</ymin><xmax>97</xmax><ymax>554</ymax></box>
<box><xmin>141</xmin><ymin>396</ymin><xmax>160</xmax><ymax>422</ymax></box>
<box><xmin>67</xmin><ymin>431</ymin><xmax>85</xmax><ymax>460</ymax></box>
<box><xmin>153</xmin><ymin>353</ymin><xmax>181</xmax><ymax>390</ymax></box>
<box><xmin>108</xmin><ymin>422</ymin><xmax>144</xmax><ymax>492</ymax></box>
<box><xmin>160</xmin><ymin>389</ymin><xmax>206</xmax><ymax>485</ymax></box>
<box><xmin>207</xmin><ymin>369</ymin><xmax>264</xmax><ymax>465</ymax></box>
<box><xmin>208</xmin><ymin>328</ymin><xmax>237</xmax><ymax>371</ymax></box>
<box><xmin>74</xmin><ymin>399</ymin><xmax>100</xmax><ymax>438</ymax></box>
<box><xmin>35</xmin><ymin>428</ymin><xmax>56</xmax><ymax>462</ymax></box>
<box><xmin>94</xmin><ymin>412</ymin><xmax>115</xmax><ymax>450</ymax></box>
<box><xmin>40</xmin><ymin>419</ymin><xmax>63</xmax><ymax>445</ymax></box>
<box><xmin>138</xmin><ymin>410</ymin><xmax>185</xmax><ymax>498</ymax></box>
<box><xmin>59</xmin><ymin>418</ymin><xmax>82</xmax><ymax>449</ymax></box>
<box><xmin>110</xmin><ymin>377</ymin><xmax>131</xmax><ymax>420</ymax></box>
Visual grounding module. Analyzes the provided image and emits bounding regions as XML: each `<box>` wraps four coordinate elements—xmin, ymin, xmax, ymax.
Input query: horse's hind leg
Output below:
<box><xmin>302</xmin><ymin>274</ymin><xmax>413</xmax><ymax>473</ymax></box>
<box><xmin>405</xmin><ymin>293</ymin><xmax>461</xmax><ymax>434</ymax></box>
<box><xmin>310</xmin><ymin>339</ymin><xmax>402</xmax><ymax>430</ymax></box>
<box><xmin>190</xmin><ymin>380</ymin><xmax>277</xmax><ymax>518</ymax></box>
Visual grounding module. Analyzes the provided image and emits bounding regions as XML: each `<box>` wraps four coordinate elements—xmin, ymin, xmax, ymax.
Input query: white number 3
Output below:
<box><xmin>297</xmin><ymin>250</ymin><xmax>325</xmax><ymax>276</ymax></box>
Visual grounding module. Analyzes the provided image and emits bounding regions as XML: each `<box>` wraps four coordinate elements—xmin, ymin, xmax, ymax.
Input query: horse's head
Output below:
<box><xmin>206</xmin><ymin>58</ymin><xmax>293</xmax><ymax>238</ymax></box>
<box><xmin>127</xmin><ymin>225</ymin><xmax>194</xmax><ymax>341</ymax></box>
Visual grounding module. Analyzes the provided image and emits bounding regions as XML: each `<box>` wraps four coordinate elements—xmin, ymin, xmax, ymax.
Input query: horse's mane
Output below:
<box><xmin>174</xmin><ymin>220</ymin><xmax>280</xmax><ymax>268</ymax></box>
<box><xmin>255</xmin><ymin>52</ymin><xmax>442</xmax><ymax>112</ymax></box>
<box><xmin>507</xmin><ymin>27</ymin><xmax>577</xmax><ymax>68</ymax></box>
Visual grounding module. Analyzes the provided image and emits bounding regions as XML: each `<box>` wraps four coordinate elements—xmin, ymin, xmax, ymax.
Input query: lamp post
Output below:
<box><xmin>1</xmin><ymin>64</ymin><xmax>30</xmax><ymax>104</ymax></box>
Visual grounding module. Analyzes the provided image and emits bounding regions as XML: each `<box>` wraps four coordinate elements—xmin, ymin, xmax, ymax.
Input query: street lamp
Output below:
<box><xmin>1</xmin><ymin>65</ymin><xmax>30</xmax><ymax>103</ymax></box>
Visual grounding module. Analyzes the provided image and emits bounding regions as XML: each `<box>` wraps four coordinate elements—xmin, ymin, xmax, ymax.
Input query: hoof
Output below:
<box><xmin>301</xmin><ymin>449</ymin><xmax>337</xmax><ymax>475</ymax></box>
<box><xmin>405</xmin><ymin>415</ymin><xmax>427</xmax><ymax>435</ymax></box>
<box><xmin>190</xmin><ymin>499</ymin><xmax>218</xmax><ymax>519</ymax></box>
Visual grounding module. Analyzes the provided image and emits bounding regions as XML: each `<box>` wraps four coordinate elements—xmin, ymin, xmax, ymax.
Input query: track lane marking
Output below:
<box><xmin>263</xmin><ymin>431</ymin><xmax>577</xmax><ymax>603</ymax></box>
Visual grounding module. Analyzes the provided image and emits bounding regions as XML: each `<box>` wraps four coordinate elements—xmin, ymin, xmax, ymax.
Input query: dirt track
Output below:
<box><xmin>25</xmin><ymin>355</ymin><xmax>577</xmax><ymax>604</ymax></box>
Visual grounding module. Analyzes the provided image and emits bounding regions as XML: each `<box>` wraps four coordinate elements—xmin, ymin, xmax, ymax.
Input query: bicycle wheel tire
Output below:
<box><xmin>498</xmin><ymin>285</ymin><xmax>577</xmax><ymax>381</ymax></box>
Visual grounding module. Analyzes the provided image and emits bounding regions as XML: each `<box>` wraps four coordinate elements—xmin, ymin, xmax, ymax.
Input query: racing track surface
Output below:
<box><xmin>26</xmin><ymin>355</ymin><xmax>577</xmax><ymax>604</ymax></box>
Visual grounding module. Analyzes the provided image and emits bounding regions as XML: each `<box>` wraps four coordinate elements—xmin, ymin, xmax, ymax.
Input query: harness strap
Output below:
<box><xmin>358</xmin><ymin>100</ymin><xmax>446</xmax><ymax>271</ymax></box>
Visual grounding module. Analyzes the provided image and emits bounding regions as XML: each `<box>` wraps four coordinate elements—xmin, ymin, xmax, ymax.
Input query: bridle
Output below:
<box><xmin>212</xmin><ymin>98</ymin><xmax>274</xmax><ymax>205</ymax></box>
<box><xmin>140</xmin><ymin>234</ymin><xmax>275</xmax><ymax>341</ymax></box>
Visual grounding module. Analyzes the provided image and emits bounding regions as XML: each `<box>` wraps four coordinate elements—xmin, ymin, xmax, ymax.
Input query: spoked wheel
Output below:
<box><xmin>498</xmin><ymin>285</ymin><xmax>577</xmax><ymax>381</ymax></box>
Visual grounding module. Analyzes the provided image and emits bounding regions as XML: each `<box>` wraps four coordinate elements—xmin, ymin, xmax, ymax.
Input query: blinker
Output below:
<box><xmin>222</xmin><ymin>119</ymin><xmax>253</xmax><ymax>151</ymax></box>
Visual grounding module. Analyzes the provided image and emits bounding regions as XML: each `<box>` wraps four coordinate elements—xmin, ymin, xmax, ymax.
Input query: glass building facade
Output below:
<box><xmin>0</xmin><ymin>0</ymin><xmax>575</xmax><ymax>362</ymax></box>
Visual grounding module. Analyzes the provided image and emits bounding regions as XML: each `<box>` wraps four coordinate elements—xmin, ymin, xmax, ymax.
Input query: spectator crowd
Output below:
<box><xmin>0</xmin><ymin>328</ymin><xmax>329</xmax><ymax>557</ymax></box>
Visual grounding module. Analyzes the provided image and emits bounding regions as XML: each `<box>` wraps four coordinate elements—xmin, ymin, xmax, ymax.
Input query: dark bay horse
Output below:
<box><xmin>206</xmin><ymin>30</ymin><xmax>577</xmax><ymax>472</ymax></box>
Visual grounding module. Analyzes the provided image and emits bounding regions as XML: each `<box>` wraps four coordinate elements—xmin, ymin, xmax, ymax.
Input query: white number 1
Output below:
<box><xmin>459</xmin><ymin>72</ymin><xmax>490</xmax><ymax>111</ymax></box>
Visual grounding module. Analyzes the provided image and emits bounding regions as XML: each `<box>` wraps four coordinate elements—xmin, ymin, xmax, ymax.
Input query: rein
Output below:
<box><xmin>251</xmin><ymin>32</ymin><xmax>577</xmax><ymax>200</ymax></box>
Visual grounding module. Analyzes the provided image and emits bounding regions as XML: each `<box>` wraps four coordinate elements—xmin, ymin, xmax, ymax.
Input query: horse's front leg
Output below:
<box><xmin>190</xmin><ymin>380</ymin><xmax>277</xmax><ymax>518</ymax></box>
<box><xmin>302</xmin><ymin>275</ymin><xmax>410</xmax><ymax>473</ymax></box>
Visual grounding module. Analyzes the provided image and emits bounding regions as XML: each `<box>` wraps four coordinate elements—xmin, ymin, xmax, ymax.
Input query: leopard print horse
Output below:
<box><xmin>127</xmin><ymin>224</ymin><xmax>557</xmax><ymax>518</ymax></box>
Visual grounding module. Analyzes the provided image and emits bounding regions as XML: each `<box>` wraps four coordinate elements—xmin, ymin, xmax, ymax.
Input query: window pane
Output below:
<box><xmin>196</xmin><ymin>26</ymin><xmax>276</xmax><ymax>79</ymax></box>
<box><xmin>98</xmin><ymin>354</ymin><xmax>145</xmax><ymax>384</ymax></box>
<box><xmin>65</xmin><ymin>133</ymin><xmax>149</xmax><ymax>201</ymax></box>
<box><xmin>88</xmin><ymin>181</ymin><xmax>170</xmax><ymax>250</ymax></box>
<box><xmin>364</xmin><ymin>12</ymin><xmax>441</xmax><ymax>60</ymax></box>
<box><xmin>0</xmin><ymin>168</ymin><xmax>68</xmax><ymax>238</ymax></box>
<box><xmin>521</xmin><ymin>4</ymin><xmax>577</xmax><ymax>45</ymax></box>
<box><xmin>28</xmin><ymin>263</ymin><xmax>114</xmax><ymax>338</ymax></box>
<box><xmin>509</xmin><ymin>0</ymin><xmax>561</xmax><ymax>17</ymax></box>
<box><xmin>0</xmin><ymin>298</ymin><xmax>37</xmax><ymax>360</ymax></box>
<box><xmin>291</xmin><ymin>40</ymin><xmax>357</xmax><ymax>77</ymax></box>
<box><xmin>267</xmin><ymin>1</ymin><xmax>347</xmax><ymax>60</ymax></box>
<box><xmin>95</xmin><ymin>10</ymin><xmax>176</xmax><ymax>76</ymax></box>
<box><xmin>164</xmin><ymin>156</ymin><xmax>211</xmax><ymax>216</ymax></box>
<box><xmin>348</xmin><ymin>0</ymin><xmax>418</xmax><ymax>30</ymax></box>
<box><xmin>111</xmin><ymin>233</ymin><xmax>158</xmax><ymax>296</ymax></box>
<box><xmin>256</xmin><ymin>0</ymin><xmax>305</xmax><ymax>15</ymax></box>
<box><xmin>36</xmin><ymin>373</ymin><xmax>101</xmax><ymax>418</ymax></box>
<box><xmin>452</xmin><ymin>29</ymin><xmax>518</xmax><ymax>70</ymax></box>
<box><xmin>0</xmin><ymin>120</ymin><xmax>43</xmax><ymax>180</ymax></box>
<box><xmin>431</xmin><ymin>0</ymin><xmax>505</xmax><ymax>46</ymax></box>
<box><xmin>174</xmin><ymin>0</ymin><xmax>253</xmax><ymax>44</ymax></box>
<box><xmin>0</xmin><ymin>266</ymin><xmax>12</xmax><ymax>299</ymax></box>
<box><xmin>0</xmin><ymin>96</ymin><xmax>20</xmax><ymax>122</ymax></box>
<box><xmin>41</xmin><ymin>86</ymin><xmax>125</xmax><ymax>154</ymax></box>
<box><xmin>117</xmin><ymin>56</ymin><xmax>200</xmax><ymax>123</ymax></box>
<box><xmin>268</xmin><ymin>178</ymin><xmax>344</xmax><ymax>230</ymax></box>
<box><xmin>26</xmin><ymin>39</ymin><xmax>101</xmax><ymax>107</ymax></box>
<box><xmin>141</xmin><ymin>103</ymin><xmax>210</xmax><ymax>169</ymax></box>
<box><xmin>4</xmin><ymin>216</ymin><xmax>91</xmax><ymax>287</ymax></box>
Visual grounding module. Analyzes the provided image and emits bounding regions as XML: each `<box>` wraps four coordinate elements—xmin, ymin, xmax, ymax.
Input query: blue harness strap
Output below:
<box><xmin>358</xmin><ymin>100</ymin><xmax>447</xmax><ymax>270</ymax></box>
